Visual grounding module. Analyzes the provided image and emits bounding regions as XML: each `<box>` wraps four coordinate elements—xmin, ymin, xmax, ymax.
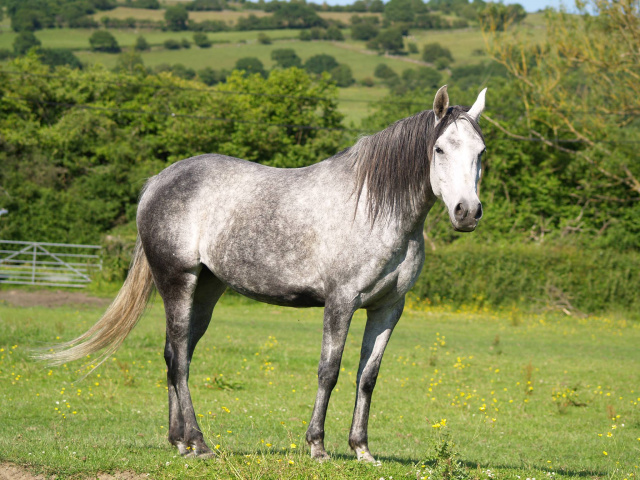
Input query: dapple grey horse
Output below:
<box><xmin>41</xmin><ymin>85</ymin><xmax>487</xmax><ymax>462</ymax></box>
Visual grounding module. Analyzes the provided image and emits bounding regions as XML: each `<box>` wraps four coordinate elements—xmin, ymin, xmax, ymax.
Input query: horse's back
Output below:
<box><xmin>137</xmin><ymin>154</ymin><xmax>354</xmax><ymax>305</ymax></box>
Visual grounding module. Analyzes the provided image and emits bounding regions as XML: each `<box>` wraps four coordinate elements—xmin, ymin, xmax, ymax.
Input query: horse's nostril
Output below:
<box><xmin>474</xmin><ymin>203</ymin><xmax>483</xmax><ymax>220</ymax></box>
<box><xmin>454</xmin><ymin>202</ymin><xmax>467</xmax><ymax>221</ymax></box>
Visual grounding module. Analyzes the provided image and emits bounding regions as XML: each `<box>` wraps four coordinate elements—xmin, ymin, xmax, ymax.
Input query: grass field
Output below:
<box><xmin>1</xmin><ymin>294</ymin><xmax>639</xmax><ymax>479</ymax></box>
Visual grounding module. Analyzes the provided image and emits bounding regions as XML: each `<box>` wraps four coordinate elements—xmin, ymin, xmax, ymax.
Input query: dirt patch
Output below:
<box><xmin>0</xmin><ymin>463</ymin><xmax>149</xmax><ymax>480</ymax></box>
<box><xmin>0</xmin><ymin>289</ymin><xmax>111</xmax><ymax>308</ymax></box>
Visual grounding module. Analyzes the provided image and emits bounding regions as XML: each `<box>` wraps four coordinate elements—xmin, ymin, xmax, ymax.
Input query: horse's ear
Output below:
<box><xmin>468</xmin><ymin>88</ymin><xmax>487</xmax><ymax>122</ymax></box>
<box><xmin>433</xmin><ymin>85</ymin><xmax>449</xmax><ymax>122</ymax></box>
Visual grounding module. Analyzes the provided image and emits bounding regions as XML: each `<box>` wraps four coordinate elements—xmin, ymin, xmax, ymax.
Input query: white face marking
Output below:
<box><xmin>429</xmin><ymin>119</ymin><xmax>485</xmax><ymax>232</ymax></box>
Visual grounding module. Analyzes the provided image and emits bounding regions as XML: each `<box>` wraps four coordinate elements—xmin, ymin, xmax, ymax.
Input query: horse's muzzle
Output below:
<box><xmin>452</xmin><ymin>201</ymin><xmax>482</xmax><ymax>232</ymax></box>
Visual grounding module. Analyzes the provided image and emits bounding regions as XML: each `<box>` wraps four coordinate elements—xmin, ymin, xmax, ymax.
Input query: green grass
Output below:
<box><xmin>1</xmin><ymin>294</ymin><xmax>639</xmax><ymax>479</ymax></box>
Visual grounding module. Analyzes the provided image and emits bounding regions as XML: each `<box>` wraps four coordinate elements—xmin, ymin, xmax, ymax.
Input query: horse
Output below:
<box><xmin>40</xmin><ymin>85</ymin><xmax>487</xmax><ymax>463</ymax></box>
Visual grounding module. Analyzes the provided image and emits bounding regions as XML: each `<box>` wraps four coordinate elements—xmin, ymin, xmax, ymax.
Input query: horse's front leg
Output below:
<box><xmin>306</xmin><ymin>302</ymin><xmax>355</xmax><ymax>461</ymax></box>
<box><xmin>349</xmin><ymin>299</ymin><xmax>404</xmax><ymax>463</ymax></box>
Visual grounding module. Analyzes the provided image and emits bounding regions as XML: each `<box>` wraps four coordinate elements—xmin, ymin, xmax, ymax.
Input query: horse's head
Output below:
<box><xmin>429</xmin><ymin>86</ymin><xmax>486</xmax><ymax>232</ymax></box>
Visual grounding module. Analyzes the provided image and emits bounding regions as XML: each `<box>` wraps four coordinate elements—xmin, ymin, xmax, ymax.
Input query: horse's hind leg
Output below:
<box><xmin>348</xmin><ymin>299</ymin><xmax>404</xmax><ymax>463</ymax></box>
<box><xmin>161</xmin><ymin>266</ymin><xmax>226</xmax><ymax>457</ymax></box>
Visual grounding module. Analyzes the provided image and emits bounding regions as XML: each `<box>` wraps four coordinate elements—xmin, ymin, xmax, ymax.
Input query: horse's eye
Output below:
<box><xmin>435</xmin><ymin>147</ymin><xmax>444</xmax><ymax>154</ymax></box>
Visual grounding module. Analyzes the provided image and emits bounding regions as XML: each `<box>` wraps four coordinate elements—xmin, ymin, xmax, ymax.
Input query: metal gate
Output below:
<box><xmin>0</xmin><ymin>240</ymin><xmax>102</xmax><ymax>288</ymax></box>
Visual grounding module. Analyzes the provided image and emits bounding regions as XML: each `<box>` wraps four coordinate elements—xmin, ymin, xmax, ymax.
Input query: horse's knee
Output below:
<box><xmin>317</xmin><ymin>360</ymin><xmax>339</xmax><ymax>390</ymax></box>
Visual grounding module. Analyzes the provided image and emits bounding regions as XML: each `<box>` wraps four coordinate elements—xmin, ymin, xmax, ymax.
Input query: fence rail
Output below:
<box><xmin>0</xmin><ymin>240</ymin><xmax>102</xmax><ymax>288</ymax></box>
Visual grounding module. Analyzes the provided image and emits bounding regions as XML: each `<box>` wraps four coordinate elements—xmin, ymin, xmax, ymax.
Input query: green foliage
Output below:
<box><xmin>13</xmin><ymin>31</ymin><xmax>41</xmax><ymax>56</ymax></box>
<box><xmin>193</xmin><ymin>32</ymin><xmax>212</xmax><ymax>48</ymax></box>
<box><xmin>234</xmin><ymin>57</ymin><xmax>266</xmax><ymax>78</ymax></box>
<box><xmin>163</xmin><ymin>39</ymin><xmax>182</xmax><ymax>50</ymax></box>
<box><xmin>367</xmin><ymin>27</ymin><xmax>404</xmax><ymax>53</ymax></box>
<box><xmin>479</xmin><ymin>2</ymin><xmax>526</xmax><ymax>31</ymax></box>
<box><xmin>257</xmin><ymin>32</ymin><xmax>272</xmax><ymax>44</ymax></box>
<box><xmin>299</xmin><ymin>29</ymin><xmax>312</xmax><ymax>41</ymax></box>
<box><xmin>384</xmin><ymin>0</ymin><xmax>415</xmax><ymax>23</ymax></box>
<box><xmin>374</xmin><ymin>63</ymin><xmax>397</xmax><ymax>80</ymax></box>
<box><xmin>164</xmin><ymin>5</ymin><xmax>189</xmax><ymax>31</ymax></box>
<box><xmin>181</xmin><ymin>38</ymin><xmax>191</xmax><ymax>49</ymax></box>
<box><xmin>271</xmin><ymin>48</ymin><xmax>302</xmax><ymax>69</ymax></box>
<box><xmin>114</xmin><ymin>51</ymin><xmax>145</xmax><ymax>74</ymax></box>
<box><xmin>197</xmin><ymin>66</ymin><xmax>228</xmax><ymax>85</ymax></box>
<box><xmin>134</xmin><ymin>35</ymin><xmax>150</xmax><ymax>52</ymax></box>
<box><xmin>422</xmin><ymin>42</ymin><xmax>454</xmax><ymax>63</ymax></box>
<box><xmin>304</xmin><ymin>54</ymin><xmax>339</xmax><ymax>75</ymax></box>
<box><xmin>89</xmin><ymin>30</ymin><xmax>120</xmax><ymax>53</ymax></box>
<box><xmin>185</xmin><ymin>0</ymin><xmax>224</xmax><ymax>11</ymax></box>
<box><xmin>412</xmin><ymin>240</ymin><xmax>640</xmax><ymax>314</ymax></box>
<box><xmin>125</xmin><ymin>0</ymin><xmax>160</xmax><ymax>8</ymax></box>
<box><xmin>0</xmin><ymin>57</ymin><xmax>344</xmax><ymax>244</ymax></box>
<box><xmin>325</xmin><ymin>25</ymin><xmax>345</xmax><ymax>41</ymax></box>
<box><xmin>407</xmin><ymin>42</ymin><xmax>418</xmax><ymax>53</ymax></box>
<box><xmin>350</xmin><ymin>21</ymin><xmax>379</xmax><ymax>40</ymax></box>
<box><xmin>330</xmin><ymin>64</ymin><xmax>354</xmax><ymax>87</ymax></box>
<box><xmin>38</xmin><ymin>48</ymin><xmax>83</xmax><ymax>70</ymax></box>
<box><xmin>435</xmin><ymin>56</ymin><xmax>450</xmax><ymax>69</ymax></box>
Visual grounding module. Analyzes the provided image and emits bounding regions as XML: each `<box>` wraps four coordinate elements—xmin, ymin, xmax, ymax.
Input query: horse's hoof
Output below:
<box><xmin>356</xmin><ymin>449</ymin><xmax>378</xmax><ymax>464</ymax></box>
<box><xmin>310</xmin><ymin>444</ymin><xmax>331</xmax><ymax>462</ymax></box>
<box><xmin>196</xmin><ymin>451</ymin><xmax>217</xmax><ymax>460</ymax></box>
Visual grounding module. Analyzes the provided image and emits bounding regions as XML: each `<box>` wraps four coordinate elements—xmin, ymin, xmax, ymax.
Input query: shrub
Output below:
<box><xmin>181</xmin><ymin>38</ymin><xmax>191</xmax><ymax>49</ymax></box>
<box><xmin>165</xmin><ymin>5</ymin><xmax>188</xmax><ymax>31</ymax></box>
<box><xmin>257</xmin><ymin>33</ymin><xmax>272</xmax><ymax>45</ymax></box>
<box><xmin>134</xmin><ymin>36</ymin><xmax>150</xmax><ymax>52</ymax></box>
<box><xmin>325</xmin><ymin>25</ymin><xmax>344</xmax><ymax>41</ymax></box>
<box><xmin>13</xmin><ymin>31</ymin><xmax>41</xmax><ymax>56</ymax></box>
<box><xmin>38</xmin><ymin>49</ymin><xmax>83</xmax><ymax>70</ymax></box>
<box><xmin>299</xmin><ymin>30</ymin><xmax>312</xmax><ymax>41</ymax></box>
<box><xmin>163</xmin><ymin>39</ymin><xmax>182</xmax><ymax>50</ymax></box>
<box><xmin>271</xmin><ymin>48</ymin><xmax>301</xmax><ymax>69</ymax></box>
<box><xmin>235</xmin><ymin>57</ymin><xmax>266</xmax><ymax>78</ymax></box>
<box><xmin>434</xmin><ymin>56</ymin><xmax>450</xmax><ymax>70</ymax></box>
<box><xmin>407</xmin><ymin>42</ymin><xmax>418</xmax><ymax>54</ymax></box>
<box><xmin>198</xmin><ymin>67</ymin><xmax>228</xmax><ymax>85</ymax></box>
<box><xmin>422</xmin><ymin>42</ymin><xmax>454</xmax><ymax>63</ymax></box>
<box><xmin>374</xmin><ymin>63</ymin><xmax>396</xmax><ymax>79</ymax></box>
<box><xmin>360</xmin><ymin>76</ymin><xmax>375</xmax><ymax>87</ymax></box>
<box><xmin>351</xmin><ymin>22</ymin><xmax>379</xmax><ymax>40</ymax></box>
<box><xmin>331</xmin><ymin>64</ymin><xmax>355</xmax><ymax>87</ymax></box>
<box><xmin>304</xmin><ymin>54</ymin><xmax>339</xmax><ymax>75</ymax></box>
<box><xmin>193</xmin><ymin>32</ymin><xmax>212</xmax><ymax>48</ymax></box>
<box><xmin>89</xmin><ymin>30</ymin><xmax>121</xmax><ymax>53</ymax></box>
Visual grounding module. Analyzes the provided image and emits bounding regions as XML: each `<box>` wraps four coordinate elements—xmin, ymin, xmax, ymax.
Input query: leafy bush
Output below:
<box><xmin>374</xmin><ymin>63</ymin><xmax>397</xmax><ymax>79</ymax></box>
<box><xmin>0</xmin><ymin>57</ymin><xmax>344</xmax><ymax>244</ymax></box>
<box><xmin>325</xmin><ymin>25</ymin><xmax>344</xmax><ymax>41</ymax></box>
<box><xmin>38</xmin><ymin>48</ymin><xmax>83</xmax><ymax>70</ymax></box>
<box><xmin>181</xmin><ymin>38</ymin><xmax>191</xmax><ymax>49</ymax></box>
<box><xmin>351</xmin><ymin>22</ymin><xmax>379</xmax><ymax>40</ymax></box>
<box><xmin>13</xmin><ymin>31</ymin><xmax>41</xmax><ymax>56</ymax></box>
<box><xmin>134</xmin><ymin>36</ymin><xmax>150</xmax><ymax>52</ymax></box>
<box><xmin>330</xmin><ymin>64</ymin><xmax>354</xmax><ymax>87</ymax></box>
<box><xmin>257</xmin><ymin>33</ymin><xmax>272</xmax><ymax>45</ymax></box>
<box><xmin>299</xmin><ymin>30</ymin><xmax>312</xmax><ymax>41</ymax></box>
<box><xmin>185</xmin><ymin>0</ymin><xmax>224</xmax><ymax>11</ymax></box>
<box><xmin>271</xmin><ymin>48</ymin><xmax>302</xmax><ymax>69</ymax></box>
<box><xmin>367</xmin><ymin>28</ymin><xmax>404</xmax><ymax>54</ymax></box>
<box><xmin>165</xmin><ymin>5</ymin><xmax>189</xmax><ymax>31</ymax></box>
<box><xmin>422</xmin><ymin>42</ymin><xmax>454</xmax><ymax>63</ymax></box>
<box><xmin>163</xmin><ymin>39</ymin><xmax>182</xmax><ymax>50</ymax></box>
<box><xmin>193</xmin><ymin>32</ymin><xmax>212</xmax><ymax>48</ymax></box>
<box><xmin>89</xmin><ymin>30</ymin><xmax>121</xmax><ymax>53</ymax></box>
<box><xmin>304</xmin><ymin>54</ymin><xmax>339</xmax><ymax>75</ymax></box>
<box><xmin>235</xmin><ymin>57</ymin><xmax>266</xmax><ymax>78</ymax></box>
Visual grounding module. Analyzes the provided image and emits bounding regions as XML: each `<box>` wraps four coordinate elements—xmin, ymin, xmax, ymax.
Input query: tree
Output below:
<box><xmin>325</xmin><ymin>25</ymin><xmax>344</xmax><ymax>41</ymax></box>
<box><xmin>479</xmin><ymin>2</ymin><xmax>526</xmax><ymax>31</ymax></box>
<box><xmin>258</xmin><ymin>32</ymin><xmax>272</xmax><ymax>44</ymax></box>
<box><xmin>368</xmin><ymin>28</ymin><xmax>404</xmax><ymax>54</ymax></box>
<box><xmin>164</xmin><ymin>39</ymin><xmax>182</xmax><ymax>50</ymax></box>
<box><xmin>186</xmin><ymin>0</ymin><xmax>225</xmax><ymax>11</ymax></box>
<box><xmin>193</xmin><ymin>32</ymin><xmax>212</xmax><ymax>48</ymax></box>
<box><xmin>165</xmin><ymin>5</ymin><xmax>189</xmax><ymax>31</ymax></box>
<box><xmin>134</xmin><ymin>36</ymin><xmax>150</xmax><ymax>51</ymax></box>
<box><xmin>235</xmin><ymin>57</ymin><xmax>267</xmax><ymax>78</ymax></box>
<box><xmin>374</xmin><ymin>63</ymin><xmax>397</xmax><ymax>80</ymax></box>
<box><xmin>114</xmin><ymin>51</ymin><xmax>145</xmax><ymax>74</ymax></box>
<box><xmin>351</xmin><ymin>22</ymin><xmax>379</xmax><ymax>40</ymax></box>
<box><xmin>89</xmin><ymin>30</ymin><xmax>121</xmax><ymax>53</ymax></box>
<box><xmin>369</xmin><ymin>0</ymin><xmax>385</xmax><ymax>12</ymax></box>
<box><xmin>13</xmin><ymin>31</ymin><xmax>41</xmax><ymax>56</ymax></box>
<box><xmin>422</xmin><ymin>42</ymin><xmax>454</xmax><ymax>63</ymax></box>
<box><xmin>485</xmin><ymin>0</ymin><xmax>640</xmax><ymax>242</ymax></box>
<box><xmin>384</xmin><ymin>0</ymin><xmax>415</xmax><ymax>23</ymax></box>
<box><xmin>304</xmin><ymin>54</ymin><xmax>339</xmax><ymax>75</ymax></box>
<box><xmin>271</xmin><ymin>48</ymin><xmax>302</xmax><ymax>69</ymax></box>
<box><xmin>331</xmin><ymin>64</ymin><xmax>355</xmax><ymax>87</ymax></box>
<box><xmin>39</xmin><ymin>49</ymin><xmax>83</xmax><ymax>70</ymax></box>
<box><xmin>198</xmin><ymin>67</ymin><xmax>228</xmax><ymax>85</ymax></box>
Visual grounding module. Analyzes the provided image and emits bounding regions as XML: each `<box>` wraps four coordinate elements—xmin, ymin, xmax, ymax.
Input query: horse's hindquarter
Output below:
<box><xmin>138</xmin><ymin>154</ymin><xmax>426</xmax><ymax>309</ymax></box>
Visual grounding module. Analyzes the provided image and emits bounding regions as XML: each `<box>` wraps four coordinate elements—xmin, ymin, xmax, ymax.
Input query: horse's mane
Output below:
<box><xmin>346</xmin><ymin>106</ymin><xmax>484</xmax><ymax>224</ymax></box>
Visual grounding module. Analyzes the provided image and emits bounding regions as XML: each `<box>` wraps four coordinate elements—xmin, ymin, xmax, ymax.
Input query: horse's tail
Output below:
<box><xmin>36</xmin><ymin>237</ymin><xmax>154</xmax><ymax>370</ymax></box>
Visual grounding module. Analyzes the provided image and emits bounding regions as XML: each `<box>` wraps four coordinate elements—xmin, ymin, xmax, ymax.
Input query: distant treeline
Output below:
<box><xmin>0</xmin><ymin>0</ymin><xmax>526</xmax><ymax>33</ymax></box>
